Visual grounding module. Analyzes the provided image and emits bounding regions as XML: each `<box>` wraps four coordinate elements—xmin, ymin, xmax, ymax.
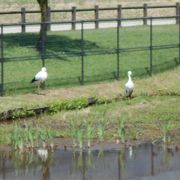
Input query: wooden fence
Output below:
<box><xmin>0</xmin><ymin>3</ymin><xmax>180</xmax><ymax>32</ymax></box>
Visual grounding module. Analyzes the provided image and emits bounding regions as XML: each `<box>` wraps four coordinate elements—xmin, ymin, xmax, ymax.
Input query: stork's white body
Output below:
<box><xmin>31</xmin><ymin>67</ymin><xmax>48</xmax><ymax>94</ymax></box>
<box><xmin>125</xmin><ymin>71</ymin><xmax>134</xmax><ymax>98</ymax></box>
<box><xmin>31</xmin><ymin>67</ymin><xmax>48</xmax><ymax>84</ymax></box>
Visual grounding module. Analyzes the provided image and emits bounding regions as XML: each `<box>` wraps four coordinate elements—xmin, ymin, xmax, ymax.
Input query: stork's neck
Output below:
<box><xmin>128</xmin><ymin>74</ymin><xmax>132</xmax><ymax>81</ymax></box>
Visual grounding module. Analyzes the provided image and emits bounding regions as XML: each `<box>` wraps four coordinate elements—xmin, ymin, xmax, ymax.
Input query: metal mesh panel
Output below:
<box><xmin>0</xmin><ymin>15</ymin><xmax>179</xmax><ymax>95</ymax></box>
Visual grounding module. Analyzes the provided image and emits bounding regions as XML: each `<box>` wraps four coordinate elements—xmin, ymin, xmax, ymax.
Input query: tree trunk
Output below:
<box><xmin>37</xmin><ymin>0</ymin><xmax>48</xmax><ymax>52</ymax></box>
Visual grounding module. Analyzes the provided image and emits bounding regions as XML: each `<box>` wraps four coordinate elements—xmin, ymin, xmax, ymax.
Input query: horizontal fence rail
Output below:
<box><xmin>0</xmin><ymin>3</ymin><xmax>179</xmax><ymax>32</ymax></box>
<box><xmin>1</xmin><ymin>15</ymin><xmax>180</xmax><ymax>26</ymax></box>
<box><xmin>0</xmin><ymin>15</ymin><xmax>180</xmax><ymax>96</ymax></box>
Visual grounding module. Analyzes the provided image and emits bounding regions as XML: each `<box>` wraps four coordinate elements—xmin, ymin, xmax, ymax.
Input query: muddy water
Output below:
<box><xmin>0</xmin><ymin>143</ymin><xmax>179</xmax><ymax>180</ymax></box>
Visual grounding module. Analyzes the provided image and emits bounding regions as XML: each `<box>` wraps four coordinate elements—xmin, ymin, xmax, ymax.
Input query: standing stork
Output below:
<box><xmin>125</xmin><ymin>71</ymin><xmax>134</xmax><ymax>99</ymax></box>
<box><xmin>31</xmin><ymin>67</ymin><xmax>48</xmax><ymax>93</ymax></box>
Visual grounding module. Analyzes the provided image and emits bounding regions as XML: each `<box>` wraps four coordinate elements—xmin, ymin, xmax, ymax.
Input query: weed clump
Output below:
<box><xmin>10</xmin><ymin>123</ymin><xmax>59</xmax><ymax>151</ymax></box>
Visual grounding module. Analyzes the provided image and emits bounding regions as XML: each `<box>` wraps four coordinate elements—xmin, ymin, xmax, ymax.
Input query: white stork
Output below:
<box><xmin>125</xmin><ymin>71</ymin><xmax>134</xmax><ymax>99</ymax></box>
<box><xmin>31</xmin><ymin>67</ymin><xmax>48</xmax><ymax>93</ymax></box>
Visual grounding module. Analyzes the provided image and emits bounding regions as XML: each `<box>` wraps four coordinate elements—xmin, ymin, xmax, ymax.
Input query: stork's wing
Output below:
<box><xmin>35</xmin><ymin>71</ymin><xmax>42</xmax><ymax>81</ymax></box>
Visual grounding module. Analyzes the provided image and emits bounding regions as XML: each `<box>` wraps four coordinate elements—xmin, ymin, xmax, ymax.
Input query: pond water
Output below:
<box><xmin>0</xmin><ymin>143</ymin><xmax>179</xmax><ymax>180</ymax></box>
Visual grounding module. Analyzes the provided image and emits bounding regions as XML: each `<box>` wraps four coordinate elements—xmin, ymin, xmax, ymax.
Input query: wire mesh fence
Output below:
<box><xmin>0</xmin><ymin>15</ymin><xmax>180</xmax><ymax>96</ymax></box>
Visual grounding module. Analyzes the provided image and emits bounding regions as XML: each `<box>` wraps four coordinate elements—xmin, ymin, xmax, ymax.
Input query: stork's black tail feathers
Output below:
<box><xmin>31</xmin><ymin>77</ymin><xmax>36</xmax><ymax>83</ymax></box>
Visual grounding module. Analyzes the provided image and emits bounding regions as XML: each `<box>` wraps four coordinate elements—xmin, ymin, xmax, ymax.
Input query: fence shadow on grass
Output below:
<box><xmin>152</xmin><ymin>58</ymin><xmax>178</xmax><ymax>73</ymax></box>
<box><xmin>3</xmin><ymin>68</ymin><xmax>149</xmax><ymax>95</ymax></box>
<box><xmin>3</xmin><ymin>63</ymin><xmax>178</xmax><ymax>95</ymax></box>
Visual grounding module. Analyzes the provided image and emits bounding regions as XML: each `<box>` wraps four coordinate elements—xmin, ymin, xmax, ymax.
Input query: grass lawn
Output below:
<box><xmin>1</xmin><ymin>24</ymin><xmax>179</xmax><ymax>95</ymax></box>
<box><xmin>0</xmin><ymin>67</ymin><xmax>180</xmax><ymax>146</ymax></box>
<box><xmin>0</xmin><ymin>95</ymin><xmax>180</xmax><ymax>146</ymax></box>
<box><xmin>35</xmin><ymin>95</ymin><xmax>180</xmax><ymax>142</ymax></box>
<box><xmin>0</xmin><ymin>1</ymin><xmax>179</xmax><ymax>149</ymax></box>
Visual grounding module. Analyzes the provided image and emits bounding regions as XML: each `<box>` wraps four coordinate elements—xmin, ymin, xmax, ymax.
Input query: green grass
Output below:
<box><xmin>1</xmin><ymin>95</ymin><xmax>179</xmax><ymax>146</ymax></box>
<box><xmin>37</xmin><ymin>95</ymin><xmax>180</xmax><ymax>143</ymax></box>
<box><xmin>0</xmin><ymin>1</ymin><xmax>179</xmax><ymax>147</ymax></box>
<box><xmin>0</xmin><ymin>67</ymin><xmax>180</xmax><ymax>146</ymax></box>
<box><xmin>1</xmin><ymin>24</ymin><xmax>179</xmax><ymax>95</ymax></box>
<box><xmin>0</xmin><ymin>123</ymin><xmax>60</xmax><ymax>149</ymax></box>
<box><xmin>0</xmin><ymin>67</ymin><xmax>180</xmax><ymax>112</ymax></box>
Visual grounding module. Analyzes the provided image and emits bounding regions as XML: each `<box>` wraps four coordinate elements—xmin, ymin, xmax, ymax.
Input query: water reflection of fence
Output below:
<box><xmin>0</xmin><ymin>15</ymin><xmax>180</xmax><ymax>96</ymax></box>
<box><xmin>0</xmin><ymin>144</ymin><xmax>179</xmax><ymax>180</ymax></box>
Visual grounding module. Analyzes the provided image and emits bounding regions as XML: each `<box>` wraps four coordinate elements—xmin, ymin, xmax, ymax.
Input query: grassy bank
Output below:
<box><xmin>0</xmin><ymin>67</ymin><xmax>179</xmax><ymax>148</ymax></box>
<box><xmin>0</xmin><ymin>95</ymin><xmax>179</xmax><ymax>147</ymax></box>
<box><xmin>0</xmin><ymin>67</ymin><xmax>180</xmax><ymax>112</ymax></box>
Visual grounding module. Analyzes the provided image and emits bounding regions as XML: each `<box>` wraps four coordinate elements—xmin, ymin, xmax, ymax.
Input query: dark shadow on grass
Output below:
<box><xmin>152</xmin><ymin>58</ymin><xmax>178</xmax><ymax>74</ymax></box>
<box><xmin>3</xmin><ymin>33</ymin><xmax>101</xmax><ymax>60</ymax></box>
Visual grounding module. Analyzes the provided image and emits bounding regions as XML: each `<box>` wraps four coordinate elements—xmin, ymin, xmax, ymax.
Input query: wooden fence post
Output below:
<box><xmin>47</xmin><ymin>6</ymin><xmax>51</xmax><ymax>31</ymax></box>
<box><xmin>143</xmin><ymin>3</ymin><xmax>148</xmax><ymax>25</ymax></box>
<box><xmin>117</xmin><ymin>5</ymin><xmax>122</xmax><ymax>27</ymax></box>
<box><xmin>21</xmin><ymin>7</ymin><xmax>26</xmax><ymax>33</ymax></box>
<box><xmin>176</xmin><ymin>3</ymin><xmax>180</xmax><ymax>24</ymax></box>
<box><xmin>95</xmin><ymin>5</ymin><xmax>99</xmax><ymax>29</ymax></box>
<box><xmin>72</xmin><ymin>6</ymin><xmax>76</xmax><ymax>30</ymax></box>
